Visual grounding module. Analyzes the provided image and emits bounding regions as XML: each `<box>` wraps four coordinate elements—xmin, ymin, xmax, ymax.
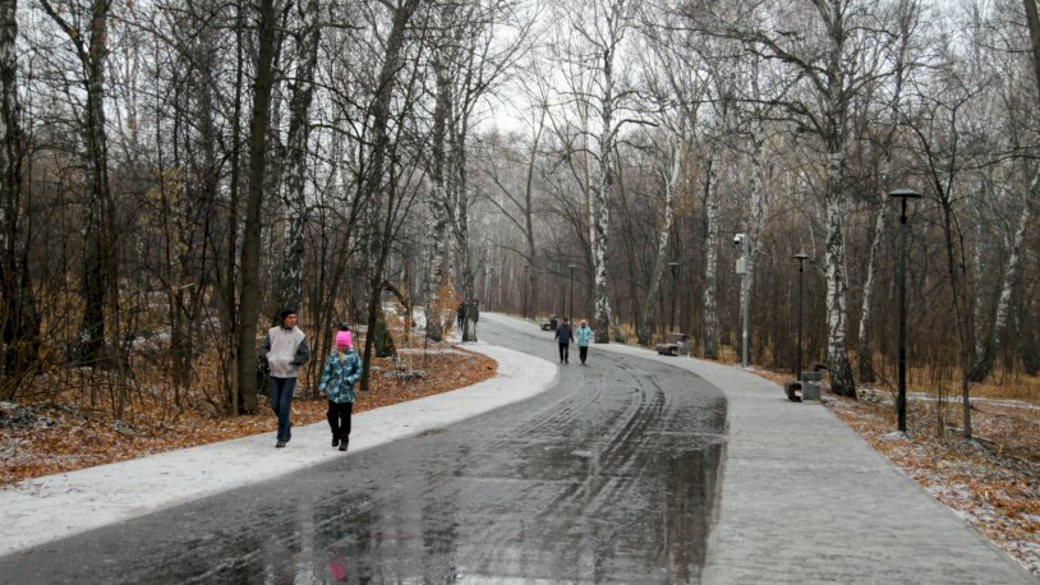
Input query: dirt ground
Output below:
<box><xmin>0</xmin><ymin>343</ymin><xmax>497</xmax><ymax>487</ymax></box>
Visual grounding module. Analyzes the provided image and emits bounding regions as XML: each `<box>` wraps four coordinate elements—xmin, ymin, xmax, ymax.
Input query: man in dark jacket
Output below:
<box><xmin>554</xmin><ymin>318</ymin><xmax>574</xmax><ymax>364</ymax></box>
<box><xmin>258</xmin><ymin>307</ymin><xmax>310</xmax><ymax>448</ymax></box>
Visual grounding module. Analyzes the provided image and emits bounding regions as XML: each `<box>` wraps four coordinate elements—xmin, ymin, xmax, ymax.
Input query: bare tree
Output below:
<box><xmin>39</xmin><ymin>0</ymin><xmax>118</xmax><ymax>371</ymax></box>
<box><xmin>0</xmin><ymin>0</ymin><xmax>41</xmax><ymax>395</ymax></box>
<box><xmin>235</xmin><ymin>0</ymin><xmax>282</xmax><ymax>414</ymax></box>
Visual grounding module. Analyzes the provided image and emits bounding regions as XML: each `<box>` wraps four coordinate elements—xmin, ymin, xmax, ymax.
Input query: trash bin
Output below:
<box><xmin>800</xmin><ymin>371</ymin><xmax>822</xmax><ymax>402</ymax></box>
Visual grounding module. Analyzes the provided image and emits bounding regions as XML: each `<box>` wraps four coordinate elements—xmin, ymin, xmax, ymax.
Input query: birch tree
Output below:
<box><xmin>279</xmin><ymin>0</ymin><xmax>322</xmax><ymax>310</ymax></box>
<box><xmin>857</xmin><ymin>0</ymin><xmax>917</xmax><ymax>383</ymax></box>
<box><xmin>694</xmin><ymin>0</ymin><xmax>901</xmax><ymax>396</ymax></box>
<box><xmin>967</xmin><ymin>0</ymin><xmax>1040</xmax><ymax>382</ymax></box>
<box><xmin>356</xmin><ymin>0</ymin><xmax>423</xmax><ymax>392</ymax></box>
<box><xmin>555</xmin><ymin>0</ymin><xmax>641</xmax><ymax>343</ymax></box>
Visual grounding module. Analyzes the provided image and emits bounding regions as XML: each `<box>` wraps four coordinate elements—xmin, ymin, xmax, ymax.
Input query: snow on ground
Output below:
<box><xmin>0</xmin><ymin>342</ymin><xmax>557</xmax><ymax>557</ymax></box>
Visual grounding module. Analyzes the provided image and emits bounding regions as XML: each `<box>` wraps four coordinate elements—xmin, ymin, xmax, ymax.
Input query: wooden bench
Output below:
<box><xmin>655</xmin><ymin>332</ymin><xmax>689</xmax><ymax>356</ymax></box>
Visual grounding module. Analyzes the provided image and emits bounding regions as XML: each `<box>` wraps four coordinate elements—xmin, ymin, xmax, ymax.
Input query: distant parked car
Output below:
<box><xmin>540</xmin><ymin>316</ymin><xmax>559</xmax><ymax>331</ymax></box>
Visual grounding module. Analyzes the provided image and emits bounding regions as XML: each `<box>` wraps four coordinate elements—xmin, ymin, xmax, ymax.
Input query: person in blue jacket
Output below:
<box><xmin>318</xmin><ymin>328</ymin><xmax>362</xmax><ymax>452</ymax></box>
<box><xmin>575</xmin><ymin>319</ymin><xmax>592</xmax><ymax>365</ymax></box>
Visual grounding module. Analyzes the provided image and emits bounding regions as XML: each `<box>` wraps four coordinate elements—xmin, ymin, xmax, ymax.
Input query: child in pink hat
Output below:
<box><xmin>317</xmin><ymin>327</ymin><xmax>362</xmax><ymax>451</ymax></box>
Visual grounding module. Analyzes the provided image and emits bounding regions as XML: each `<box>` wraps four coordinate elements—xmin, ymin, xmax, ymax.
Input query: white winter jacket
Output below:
<box><xmin>259</xmin><ymin>326</ymin><xmax>310</xmax><ymax>378</ymax></box>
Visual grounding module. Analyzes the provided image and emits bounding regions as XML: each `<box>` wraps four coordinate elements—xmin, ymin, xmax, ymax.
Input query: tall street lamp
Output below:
<box><xmin>889</xmin><ymin>187</ymin><xmax>921</xmax><ymax>433</ymax></box>
<box><xmin>669</xmin><ymin>261</ymin><xmax>680</xmax><ymax>332</ymax></box>
<box><xmin>794</xmin><ymin>253</ymin><xmax>809</xmax><ymax>381</ymax></box>
<box><xmin>568</xmin><ymin>265</ymin><xmax>576</xmax><ymax>323</ymax></box>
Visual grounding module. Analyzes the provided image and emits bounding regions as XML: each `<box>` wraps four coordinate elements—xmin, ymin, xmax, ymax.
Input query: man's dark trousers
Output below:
<box><xmin>269</xmin><ymin>377</ymin><xmax>296</xmax><ymax>442</ymax></box>
<box><xmin>558</xmin><ymin>343</ymin><xmax>569</xmax><ymax>363</ymax></box>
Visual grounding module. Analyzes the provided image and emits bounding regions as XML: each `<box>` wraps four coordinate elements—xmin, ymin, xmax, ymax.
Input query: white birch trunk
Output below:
<box><xmin>638</xmin><ymin>135</ymin><xmax>682</xmax><ymax>346</ymax></box>
<box><xmin>969</xmin><ymin>174</ymin><xmax>1036</xmax><ymax>382</ymax></box>
<box><xmin>972</xmin><ymin>218</ymin><xmax>986</xmax><ymax>360</ymax></box>
<box><xmin>824</xmin><ymin>149</ymin><xmax>856</xmax><ymax>396</ymax></box>
<box><xmin>279</xmin><ymin>0</ymin><xmax>320</xmax><ymax>310</ymax></box>
<box><xmin>856</xmin><ymin>202</ymin><xmax>886</xmax><ymax>382</ymax></box>
<box><xmin>592</xmin><ymin>45</ymin><xmax>615</xmax><ymax>344</ymax></box>
<box><xmin>741</xmin><ymin>116</ymin><xmax>770</xmax><ymax>364</ymax></box>
<box><xmin>702</xmin><ymin>143</ymin><xmax>720</xmax><ymax>359</ymax></box>
<box><xmin>423</xmin><ymin>51</ymin><xmax>453</xmax><ymax>342</ymax></box>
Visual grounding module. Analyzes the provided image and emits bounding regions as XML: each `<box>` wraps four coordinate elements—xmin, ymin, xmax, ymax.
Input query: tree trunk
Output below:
<box><xmin>279</xmin><ymin>0</ymin><xmax>321</xmax><ymax>310</ymax></box>
<box><xmin>0</xmin><ymin>0</ymin><xmax>40</xmax><ymax>394</ymax></box>
<box><xmin>702</xmin><ymin>142</ymin><xmax>720</xmax><ymax>359</ymax></box>
<box><xmin>423</xmin><ymin>49</ymin><xmax>452</xmax><ymax>342</ymax></box>
<box><xmin>741</xmin><ymin>116</ymin><xmax>770</xmax><ymax>366</ymax></box>
<box><xmin>358</xmin><ymin>0</ymin><xmax>422</xmax><ymax>393</ymax></box>
<box><xmin>235</xmin><ymin>0</ymin><xmax>280</xmax><ymax>414</ymax></box>
<box><xmin>638</xmin><ymin>136</ymin><xmax>681</xmax><ymax>346</ymax></box>
<box><xmin>969</xmin><ymin>180</ymin><xmax>1034</xmax><ymax>382</ymax></box>
<box><xmin>857</xmin><ymin>202</ymin><xmax>886</xmax><ymax>383</ymax></box>
<box><xmin>40</xmin><ymin>0</ymin><xmax>116</xmax><ymax>369</ymax></box>
<box><xmin>592</xmin><ymin>47</ymin><xmax>616</xmax><ymax>344</ymax></box>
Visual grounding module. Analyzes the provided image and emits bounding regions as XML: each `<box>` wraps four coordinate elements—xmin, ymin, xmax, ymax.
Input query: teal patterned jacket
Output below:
<box><xmin>317</xmin><ymin>349</ymin><xmax>362</xmax><ymax>404</ymax></box>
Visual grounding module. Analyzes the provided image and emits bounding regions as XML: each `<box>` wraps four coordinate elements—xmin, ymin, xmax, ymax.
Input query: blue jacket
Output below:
<box><xmin>317</xmin><ymin>349</ymin><xmax>362</xmax><ymax>404</ymax></box>
<box><xmin>575</xmin><ymin>325</ymin><xmax>592</xmax><ymax>347</ymax></box>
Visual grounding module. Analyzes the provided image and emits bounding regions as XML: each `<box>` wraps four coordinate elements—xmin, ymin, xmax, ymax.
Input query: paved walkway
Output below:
<box><xmin>1</xmin><ymin>313</ymin><xmax>1035</xmax><ymax>583</ymax></box>
<box><xmin>509</xmin><ymin>317</ymin><xmax>1035</xmax><ymax>584</ymax></box>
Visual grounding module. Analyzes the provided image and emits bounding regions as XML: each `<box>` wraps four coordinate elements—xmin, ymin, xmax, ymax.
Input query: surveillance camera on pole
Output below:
<box><xmin>733</xmin><ymin>233</ymin><xmax>745</xmax><ymax>246</ymax></box>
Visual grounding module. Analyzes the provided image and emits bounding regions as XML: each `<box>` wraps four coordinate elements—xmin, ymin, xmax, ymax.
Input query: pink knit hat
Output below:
<box><xmin>335</xmin><ymin>330</ymin><xmax>352</xmax><ymax>347</ymax></box>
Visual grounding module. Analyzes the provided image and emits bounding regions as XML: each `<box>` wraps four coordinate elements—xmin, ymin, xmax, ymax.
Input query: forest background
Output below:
<box><xmin>0</xmin><ymin>0</ymin><xmax>1039</xmax><ymax>461</ymax></box>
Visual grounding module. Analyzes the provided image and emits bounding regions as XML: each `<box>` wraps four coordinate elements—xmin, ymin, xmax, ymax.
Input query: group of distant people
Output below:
<box><xmin>553</xmin><ymin>318</ymin><xmax>592</xmax><ymax>365</ymax></box>
<box><xmin>258</xmin><ymin>307</ymin><xmax>361</xmax><ymax>451</ymax></box>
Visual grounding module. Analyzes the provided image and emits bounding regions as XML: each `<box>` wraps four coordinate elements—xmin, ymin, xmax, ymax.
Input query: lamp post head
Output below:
<box><xmin>888</xmin><ymin>187</ymin><xmax>922</xmax><ymax>200</ymax></box>
<box><xmin>794</xmin><ymin>252</ymin><xmax>809</xmax><ymax>263</ymax></box>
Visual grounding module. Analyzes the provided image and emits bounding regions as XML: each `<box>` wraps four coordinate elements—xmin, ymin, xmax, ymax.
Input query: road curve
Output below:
<box><xmin>0</xmin><ymin>315</ymin><xmax>727</xmax><ymax>584</ymax></box>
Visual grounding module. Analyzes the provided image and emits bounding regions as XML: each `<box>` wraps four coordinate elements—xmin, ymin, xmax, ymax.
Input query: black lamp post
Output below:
<box><xmin>568</xmin><ymin>265</ymin><xmax>576</xmax><ymax>323</ymax></box>
<box><xmin>669</xmin><ymin>261</ymin><xmax>680</xmax><ymax>332</ymax></box>
<box><xmin>889</xmin><ymin>187</ymin><xmax>921</xmax><ymax>433</ymax></box>
<box><xmin>794</xmin><ymin>253</ymin><xmax>809</xmax><ymax>381</ymax></box>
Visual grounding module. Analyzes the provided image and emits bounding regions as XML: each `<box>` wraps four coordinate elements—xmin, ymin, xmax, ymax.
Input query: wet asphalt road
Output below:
<box><xmin>0</xmin><ymin>319</ymin><xmax>727</xmax><ymax>584</ymax></box>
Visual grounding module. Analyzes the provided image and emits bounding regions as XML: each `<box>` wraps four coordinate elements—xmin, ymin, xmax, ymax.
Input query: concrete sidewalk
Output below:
<box><xmin>489</xmin><ymin>313</ymin><xmax>1036</xmax><ymax>583</ymax></box>
<box><xmin>0</xmin><ymin>342</ymin><xmax>557</xmax><ymax>557</ymax></box>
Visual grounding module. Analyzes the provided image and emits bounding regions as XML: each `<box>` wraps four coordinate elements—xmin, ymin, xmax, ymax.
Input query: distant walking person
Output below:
<box><xmin>258</xmin><ymin>307</ymin><xmax>310</xmax><ymax>448</ymax></box>
<box><xmin>318</xmin><ymin>328</ymin><xmax>362</xmax><ymax>452</ymax></box>
<box><xmin>575</xmin><ymin>319</ymin><xmax>592</xmax><ymax>365</ymax></box>
<box><xmin>555</xmin><ymin>318</ymin><xmax>574</xmax><ymax>364</ymax></box>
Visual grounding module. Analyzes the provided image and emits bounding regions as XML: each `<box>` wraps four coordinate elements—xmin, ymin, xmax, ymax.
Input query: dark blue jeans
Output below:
<box><xmin>268</xmin><ymin>376</ymin><xmax>297</xmax><ymax>442</ymax></box>
<box><xmin>558</xmin><ymin>343</ymin><xmax>569</xmax><ymax>363</ymax></box>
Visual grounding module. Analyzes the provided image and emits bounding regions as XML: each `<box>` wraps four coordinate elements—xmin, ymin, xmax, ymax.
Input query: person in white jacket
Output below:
<box><xmin>258</xmin><ymin>307</ymin><xmax>310</xmax><ymax>448</ymax></box>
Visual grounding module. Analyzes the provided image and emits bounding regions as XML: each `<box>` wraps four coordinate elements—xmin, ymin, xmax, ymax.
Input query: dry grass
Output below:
<box><xmin>0</xmin><ymin>342</ymin><xmax>497</xmax><ymax>487</ymax></box>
